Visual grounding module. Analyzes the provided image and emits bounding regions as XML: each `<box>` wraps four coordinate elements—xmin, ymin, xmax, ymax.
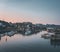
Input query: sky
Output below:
<box><xmin>0</xmin><ymin>0</ymin><xmax>60</xmax><ymax>25</ymax></box>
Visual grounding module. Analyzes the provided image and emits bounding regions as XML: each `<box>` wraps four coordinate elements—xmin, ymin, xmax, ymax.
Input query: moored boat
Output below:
<box><xmin>41</xmin><ymin>32</ymin><xmax>55</xmax><ymax>39</ymax></box>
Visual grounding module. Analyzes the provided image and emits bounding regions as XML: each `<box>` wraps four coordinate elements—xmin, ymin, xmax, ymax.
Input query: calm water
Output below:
<box><xmin>0</xmin><ymin>31</ymin><xmax>60</xmax><ymax>52</ymax></box>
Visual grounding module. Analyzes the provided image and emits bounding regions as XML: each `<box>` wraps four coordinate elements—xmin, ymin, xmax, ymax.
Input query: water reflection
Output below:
<box><xmin>0</xmin><ymin>31</ymin><xmax>60</xmax><ymax>52</ymax></box>
<box><xmin>50</xmin><ymin>38</ymin><xmax>60</xmax><ymax>47</ymax></box>
<box><xmin>0</xmin><ymin>30</ymin><xmax>40</xmax><ymax>41</ymax></box>
<box><xmin>41</xmin><ymin>33</ymin><xmax>60</xmax><ymax>47</ymax></box>
<box><xmin>0</xmin><ymin>31</ymin><xmax>60</xmax><ymax>46</ymax></box>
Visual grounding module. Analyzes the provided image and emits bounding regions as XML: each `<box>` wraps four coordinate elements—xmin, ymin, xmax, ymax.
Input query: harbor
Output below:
<box><xmin>41</xmin><ymin>27</ymin><xmax>60</xmax><ymax>40</ymax></box>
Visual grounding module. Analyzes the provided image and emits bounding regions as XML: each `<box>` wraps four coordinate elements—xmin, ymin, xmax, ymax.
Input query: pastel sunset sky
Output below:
<box><xmin>0</xmin><ymin>0</ymin><xmax>60</xmax><ymax>24</ymax></box>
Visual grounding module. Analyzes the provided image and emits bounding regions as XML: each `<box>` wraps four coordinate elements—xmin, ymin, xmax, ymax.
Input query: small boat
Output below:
<box><xmin>47</xmin><ymin>28</ymin><xmax>54</xmax><ymax>33</ymax></box>
<box><xmin>51</xmin><ymin>29</ymin><xmax>60</xmax><ymax>40</ymax></box>
<box><xmin>51</xmin><ymin>34</ymin><xmax>60</xmax><ymax>40</ymax></box>
<box><xmin>54</xmin><ymin>29</ymin><xmax>60</xmax><ymax>34</ymax></box>
<box><xmin>41</xmin><ymin>32</ymin><xmax>55</xmax><ymax>39</ymax></box>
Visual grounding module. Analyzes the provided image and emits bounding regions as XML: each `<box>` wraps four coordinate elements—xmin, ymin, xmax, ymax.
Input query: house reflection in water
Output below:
<box><xmin>0</xmin><ymin>30</ymin><xmax>40</xmax><ymax>42</ymax></box>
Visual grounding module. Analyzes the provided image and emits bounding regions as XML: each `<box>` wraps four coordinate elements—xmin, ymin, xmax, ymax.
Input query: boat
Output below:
<box><xmin>54</xmin><ymin>29</ymin><xmax>60</xmax><ymax>34</ymax></box>
<box><xmin>47</xmin><ymin>28</ymin><xmax>54</xmax><ymax>33</ymax></box>
<box><xmin>51</xmin><ymin>29</ymin><xmax>60</xmax><ymax>40</ymax></box>
<box><xmin>41</xmin><ymin>32</ymin><xmax>55</xmax><ymax>39</ymax></box>
<box><xmin>51</xmin><ymin>34</ymin><xmax>60</xmax><ymax>40</ymax></box>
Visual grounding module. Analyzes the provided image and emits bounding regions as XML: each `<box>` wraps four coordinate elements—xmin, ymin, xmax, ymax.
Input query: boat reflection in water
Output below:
<box><xmin>50</xmin><ymin>38</ymin><xmax>60</xmax><ymax>47</ymax></box>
